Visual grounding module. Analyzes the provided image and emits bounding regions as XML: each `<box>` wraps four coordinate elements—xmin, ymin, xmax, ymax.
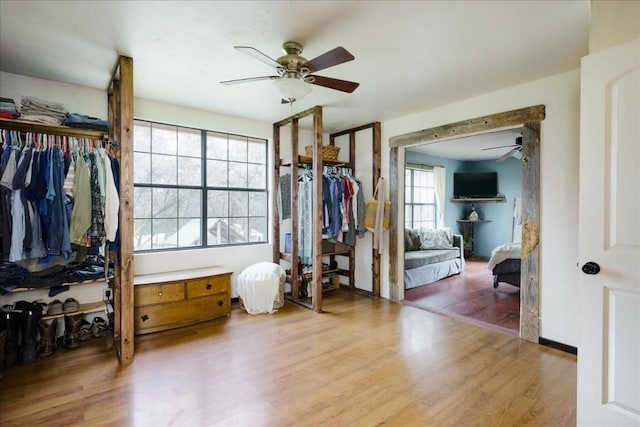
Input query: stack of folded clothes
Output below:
<box><xmin>63</xmin><ymin>113</ymin><xmax>109</xmax><ymax>131</ymax></box>
<box><xmin>0</xmin><ymin>97</ymin><xmax>19</xmax><ymax>119</ymax></box>
<box><xmin>19</xmin><ymin>96</ymin><xmax>68</xmax><ymax>125</ymax></box>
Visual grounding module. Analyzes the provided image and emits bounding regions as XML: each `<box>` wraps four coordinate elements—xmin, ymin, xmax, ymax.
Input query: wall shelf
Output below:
<box><xmin>450</xmin><ymin>197</ymin><xmax>506</xmax><ymax>203</ymax></box>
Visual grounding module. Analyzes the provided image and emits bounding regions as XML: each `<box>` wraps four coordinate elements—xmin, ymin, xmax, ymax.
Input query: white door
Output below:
<box><xmin>578</xmin><ymin>38</ymin><xmax>640</xmax><ymax>426</ymax></box>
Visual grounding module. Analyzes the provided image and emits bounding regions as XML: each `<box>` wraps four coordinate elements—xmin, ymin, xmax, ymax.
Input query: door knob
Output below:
<box><xmin>581</xmin><ymin>262</ymin><xmax>600</xmax><ymax>275</ymax></box>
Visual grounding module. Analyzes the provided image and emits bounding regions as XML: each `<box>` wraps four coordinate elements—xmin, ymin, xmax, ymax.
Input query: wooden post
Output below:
<box><xmin>312</xmin><ymin>106</ymin><xmax>323</xmax><ymax>312</ymax></box>
<box><xmin>108</xmin><ymin>55</ymin><xmax>134</xmax><ymax>364</ymax></box>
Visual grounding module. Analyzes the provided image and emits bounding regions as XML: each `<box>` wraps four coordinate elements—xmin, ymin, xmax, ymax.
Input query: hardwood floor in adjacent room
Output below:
<box><xmin>404</xmin><ymin>259</ymin><xmax>521</xmax><ymax>336</ymax></box>
<box><xmin>0</xmin><ymin>290</ymin><xmax>575</xmax><ymax>426</ymax></box>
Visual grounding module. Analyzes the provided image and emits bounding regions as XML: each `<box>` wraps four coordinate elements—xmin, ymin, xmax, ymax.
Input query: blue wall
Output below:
<box><xmin>405</xmin><ymin>152</ymin><xmax>522</xmax><ymax>258</ymax></box>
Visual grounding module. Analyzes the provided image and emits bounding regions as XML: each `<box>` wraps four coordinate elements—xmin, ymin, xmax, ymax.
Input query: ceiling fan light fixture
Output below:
<box><xmin>273</xmin><ymin>76</ymin><xmax>312</xmax><ymax>103</ymax></box>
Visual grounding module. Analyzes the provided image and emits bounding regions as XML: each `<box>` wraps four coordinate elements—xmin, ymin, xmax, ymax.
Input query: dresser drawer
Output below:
<box><xmin>134</xmin><ymin>281</ymin><xmax>185</xmax><ymax>307</ymax></box>
<box><xmin>186</xmin><ymin>274</ymin><xmax>230</xmax><ymax>299</ymax></box>
<box><xmin>135</xmin><ymin>293</ymin><xmax>229</xmax><ymax>334</ymax></box>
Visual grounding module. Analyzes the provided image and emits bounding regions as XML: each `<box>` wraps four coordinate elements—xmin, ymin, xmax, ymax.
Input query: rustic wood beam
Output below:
<box><xmin>389</xmin><ymin>105</ymin><xmax>545</xmax><ymax>148</ymax></box>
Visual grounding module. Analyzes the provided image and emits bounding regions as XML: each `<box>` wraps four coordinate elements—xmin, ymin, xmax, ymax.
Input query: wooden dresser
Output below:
<box><xmin>134</xmin><ymin>266</ymin><xmax>232</xmax><ymax>335</ymax></box>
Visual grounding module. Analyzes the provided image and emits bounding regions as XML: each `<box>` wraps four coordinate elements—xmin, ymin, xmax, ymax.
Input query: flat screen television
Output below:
<box><xmin>453</xmin><ymin>172</ymin><xmax>498</xmax><ymax>198</ymax></box>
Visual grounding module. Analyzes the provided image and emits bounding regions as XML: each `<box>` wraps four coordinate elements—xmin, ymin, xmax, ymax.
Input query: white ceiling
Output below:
<box><xmin>0</xmin><ymin>0</ymin><xmax>589</xmax><ymax>148</ymax></box>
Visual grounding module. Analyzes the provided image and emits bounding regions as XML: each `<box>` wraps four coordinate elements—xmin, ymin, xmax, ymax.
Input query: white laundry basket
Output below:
<box><xmin>237</xmin><ymin>262</ymin><xmax>286</xmax><ymax>314</ymax></box>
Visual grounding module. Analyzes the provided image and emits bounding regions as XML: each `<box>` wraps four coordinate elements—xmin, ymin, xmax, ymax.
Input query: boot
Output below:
<box><xmin>37</xmin><ymin>318</ymin><xmax>58</xmax><ymax>358</ymax></box>
<box><xmin>1</xmin><ymin>310</ymin><xmax>20</xmax><ymax>368</ymax></box>
<box><xmin>0</xmin><ymin>329</ymin><xmax>6</xmax><ymax>379</ymax></box>
<box><xmin>19</xmin><ymin>303</ymin><xmax>43</xmax><ymax>365</ymax></box>
<box><xmin>64</xmin><ymin>313</ymin><xmax>84</xmax><ymax>349</ymax></box>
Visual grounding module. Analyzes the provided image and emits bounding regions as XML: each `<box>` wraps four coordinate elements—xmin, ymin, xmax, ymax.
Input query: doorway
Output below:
<box><xmin>402</xmin><ymin>128</ymin><xmax>523</xmax><ymax>335</ymax></box>
<box><xmin>388</xmin><ymin>105</ymin><xmax>543</xmax><ymax>342</ymax></box>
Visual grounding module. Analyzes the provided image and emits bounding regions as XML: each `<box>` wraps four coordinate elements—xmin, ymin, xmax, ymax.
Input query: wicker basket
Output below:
<box><xmin>304</xmin><ymin>144</ymin><xmax>340</xmax><ymax>161</ymax></box>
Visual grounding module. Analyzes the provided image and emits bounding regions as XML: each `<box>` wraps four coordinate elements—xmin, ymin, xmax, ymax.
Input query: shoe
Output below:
<box><xmin>62</xmin><ymin>298</ymin><xmax>79</xmax><ymax>313</ymax></box>
<box><xmin>0</xmin><ymin>309</ymin><xmax>20</xmax><ymax>368</ymax></box>
<box><xmin>37</xmin><ymin>318</ymin><xmax>58</xmax><ymax>358</ymax></box>
<box><xmin>63</xmin><ymin>313</ymin><xmax>84</xmax><ymax>349</ymax></box>
<box><xmin>47</xmin><ymin>299</ymin><xmax>63</xmax><ymax>315</ymax></box>
<box><xmin>79</xmin><ymin>318</ymin><xmax>93</xmax><ymax>341</ymax></box>
<box><xmin>91</xmin><ymin>317</ymin><xmax>108</xmax><ymax>338</ymax></box>
<box><xmin>19</xmin><ymin>303</ymin><xmax>44</xmax><ymax>365</ymax></box>
<box><xmin>0</xmin><ymin>329</ymin><xmax>6</xmax><ymax>379</ymax></box>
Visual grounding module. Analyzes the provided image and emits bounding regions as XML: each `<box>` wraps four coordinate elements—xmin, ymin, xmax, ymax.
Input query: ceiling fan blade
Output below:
<box><xmin>304</xmin><ymin>47</ymin><xmax>354</xmax><ymax>73</ymax></box>
<box><xmin>496</xmin><ymin>147</ymin><xmax>520</xmax><ymax>162</ymax></box>
<box><xmin>309</xmin><ymin>75</ymin><xmax>359</xmax><ymax>93</ymax></box>
<box><xmin>482</xmin><ymin>144</ymin><xmax>518</xmax><ymax>151</ymax></box>
<box><xmin>220</xmin><ymin>76</ymin><xmax>279</xmax><ymax>85</ymax></box>
<box><xmin>235</xmin><ymin>46</ymin><xmax>282</xmax><ymax>69</ymax></box>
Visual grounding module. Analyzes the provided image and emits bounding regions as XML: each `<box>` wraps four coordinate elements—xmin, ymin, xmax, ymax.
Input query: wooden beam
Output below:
<box><xmin>290</xmin><ymin>120</ymin><xmax>300</xmax><ymax>300</ymax></box>
<box><xmin>273</xmin><ymin>106</ymin><xmax>318</xmax><ymax>127</ymax></box>
<box><xmin>519</xmin><ymin>122</ymin><xmax>541</xmax><ymax>343</ymax></box>
<box><xmin>115</xmin><ymin>55</ymin><xmax>135</xmax><ymax>364</ymax></box>
<box><xmin>389</xmin><ymin>105</ymin><xmax>545</xmax><ymax>148</ymax></box>
<box><xmin>312</xmin><ymin>106</ymin><xmax>323</xmax><ymax>312</ymax></box>
<box><xmin>330</xmin><ymin>122</ymin><xmax>381</xmax><ymax>138</ymax></box>
<box><xmin>272</xmin><ymin>124</ymin><xmax>281</xmax><ymax>265</ymax></box>
<box><xmin>388</xmin><ymin>146</ymin><xmax>399</xmax><ymax>301</ymax></box>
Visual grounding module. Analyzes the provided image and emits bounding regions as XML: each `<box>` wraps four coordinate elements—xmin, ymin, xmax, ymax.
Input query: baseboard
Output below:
<box><xmin>539</xmin><ymin>337</ymin><xmax>577</xmax><ymax>355</ymax></box>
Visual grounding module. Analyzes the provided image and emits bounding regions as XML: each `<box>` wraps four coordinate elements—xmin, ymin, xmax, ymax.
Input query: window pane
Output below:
<box><xmin>229</xmin><ymin>218</ymin><xmax>248</xmax><ymax>243</ymax></box>
<box><xmin>228</xmin><ymin>136</ymin><xmax>247</xmax><ymax>162</ymax></box>
<box><xmin>179</xmin><ymin>189</ymin><xmax>201</xmax><ymax>218</ymax></box>
<box><xmin>134</xmin><ymin>187</ymin><xmax>152</xmax><ymax>218</ymax></box>
<box><xmin>248</xmin><ymin>139</ymin><xmax>265</xmax><ymax>164</ymax></box>
<box><xmin>177</xmin><ymin>127</ymin><xmax>201</xmax><ymax>157</ymax></box>
<box><xmin>153</xmin><ymin>188</ymin><xmax>177</xmax><ymax>218</ymax></box>
<box><xmin>207</xmin><ymin>218</ymin><xmax>228</xmax><ymax>244</ymax></box>
<box><xmin>151</xmin><ymin>154</ymin><xmax>176</xmax><ymax>185</ymax></box>
<box><xmin>134</xmin><ymin>219</ymin><xmax>152</xmax><ymax>251</ymax></box>
<box><xmin>152</xmin><ymin>219</ymin><xmax>177</xmax><ymax>249</ymax></box>
<box><xmin>178</xmin><ymin>218</ymin><xmax>201</xmax><ymax>247</ymax></box>
<box><xmin>134</xmin><ymin>121</ymin><xmax>150</xmax><ymax>152</ymax></box>
<box><xmin>178</xmin><ymin>157</ymin><xmax>201</xmax><ymax>186</ymax></box>
<box><xmin>134</xmin><ymin>152</ymin><xmax>151</xmax><ymax>184</ymax></box>
<box><xmin>228</xmin><ymin>162</ymin><xmax>247</xmax><ymax>187</ymax></box>
<box><xmin>207</xmin><ymin>132</ymin><xmax>227</xmax><ymax>160</ymax></box>
<box><xmin>207</xmin><ymin>190</ymin><xmax>228</xmax><ymax>217</ymax></box>
<box><xmin>248</xmin><ymin>192</ymin><xmax>266</xmax><ymax>215</ymax></box>
<box><xmin>229</xmin><ymin>191</ymin><xmax>248</xmax><ymax>217</ymax></box>
<box><xmin>248</xmin><ymin>163</ymin><xmax>265</xmax><ymax>188</ymax></box>
<box><xmin>405</xmin><ymin>205</ymin><xmax>411</xmax><ymax>227</ymax></box>
<box><xmin>207</xmin><ymin>159</ymin><xmax>227</xmax><ymax>187</ymax></box>
<box><xmin>152</xmin><ymin>123</ymin><xmax>177</xmax><ymax>155</ymax></box>
<box><xmin>249</xmin><ymin>217</ymin><xmax>267</xmax><ymax>242</ymax></box>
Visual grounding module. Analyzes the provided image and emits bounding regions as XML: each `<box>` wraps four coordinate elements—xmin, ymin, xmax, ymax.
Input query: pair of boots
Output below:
<box><xmin>1</xmin><ymin>302</ymin><xmax>44</xmax><ymax>367</ymax></box>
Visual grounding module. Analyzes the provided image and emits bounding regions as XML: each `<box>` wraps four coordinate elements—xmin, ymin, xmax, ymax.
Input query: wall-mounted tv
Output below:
<box><xmin>453</xmin><ymin>172</ymin><xmax>498</xmax><ymax>198</ymax></box>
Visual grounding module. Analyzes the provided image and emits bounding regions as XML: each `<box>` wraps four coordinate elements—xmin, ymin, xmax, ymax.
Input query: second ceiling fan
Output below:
<box><xmin>220</xmin><ymin>41</ymin><xmax>360</xmax><ymax>104</ymax></box>
<box><xmin>482</xmin><ymin>136</ymin><xmax>523</xmax><ymax>162</ymax></box>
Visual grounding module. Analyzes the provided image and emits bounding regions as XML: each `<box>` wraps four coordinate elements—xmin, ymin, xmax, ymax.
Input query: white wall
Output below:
<box><xmin>590</xmin><ymin>0</ymin><xmax>640</xmax><ymax>53</ymax></box>
<box><xmin>381</xmin><ymin>69</ymin><xmax>581</xmax><ymax>346</ymax></box>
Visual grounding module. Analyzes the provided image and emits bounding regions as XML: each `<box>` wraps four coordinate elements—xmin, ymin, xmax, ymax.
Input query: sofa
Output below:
<box><xmin>404</xmin><ymin>228</ymin><xmax>464</xmax><ymax>289</ymax></box>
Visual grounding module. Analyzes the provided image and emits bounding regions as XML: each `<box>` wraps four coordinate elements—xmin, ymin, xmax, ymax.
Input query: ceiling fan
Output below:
<box><xmin>220</xmin><ymin>41</ymin><xmax>360</xmax><ymax>104</ymax></box>
<box><xmin>482</xmin><ymin>136</ymin><xmax>523</xmax><ymax>162</ymax></box>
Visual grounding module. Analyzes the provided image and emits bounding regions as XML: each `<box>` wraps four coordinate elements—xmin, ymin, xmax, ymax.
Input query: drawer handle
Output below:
<box><xmin>141</xmin><ymin>314</ymin><xmax>149</xmax><ymax>322</ymax></box>
<box><xmin>158</xmin><ymin>291</ymin><xmax>163</xmax><ymax>297</ymax></box>
<box><xmin>217</xmin><ymin>300</ymin><xmax>224</xmax><ymax>307</ymax></box>
<box><xmin>206</xmin><ymin>283</ymin><xmax>212</xmax><ymax>290</ymax></box>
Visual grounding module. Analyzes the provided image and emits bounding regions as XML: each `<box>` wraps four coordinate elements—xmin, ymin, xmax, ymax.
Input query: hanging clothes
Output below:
<box><xmin>0</xmin><ymin>128</ymin><xmax>118</xmax><ymax>264</ymax></box>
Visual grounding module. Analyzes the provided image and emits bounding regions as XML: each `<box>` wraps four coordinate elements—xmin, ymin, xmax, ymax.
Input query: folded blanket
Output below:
<box><xmin>487</xmin><ymin>243</ymin><xmax>521</xmax><ymax>271</ymax></box>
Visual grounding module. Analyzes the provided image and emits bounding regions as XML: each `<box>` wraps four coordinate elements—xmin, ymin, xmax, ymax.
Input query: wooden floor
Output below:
<box><xmin>0</xmin><ymin>290</ymin><xmax>576</xmax><ymax>426</ymax></box>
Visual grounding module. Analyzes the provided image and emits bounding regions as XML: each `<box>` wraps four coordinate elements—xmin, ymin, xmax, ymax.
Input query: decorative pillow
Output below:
<box><xmin>404</xmin><ymin>228</ymin><xmax>422</xmax><ymax>251</ymax></box>
<box><xmin>419</xmin><ymin>228</ymin><xmax>454</xmax><ymax>250</ymax></box>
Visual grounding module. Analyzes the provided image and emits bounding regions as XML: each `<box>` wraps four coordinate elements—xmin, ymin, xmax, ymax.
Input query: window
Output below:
<box><xmin>405</xmin><ymin>166</ymin><xmax>437</xmax><ymax>230</ymax></box>
<box><xmin>133</xmin><ymin>120</ymin><xmax>268</xmax><ymax>251</ymax></box>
